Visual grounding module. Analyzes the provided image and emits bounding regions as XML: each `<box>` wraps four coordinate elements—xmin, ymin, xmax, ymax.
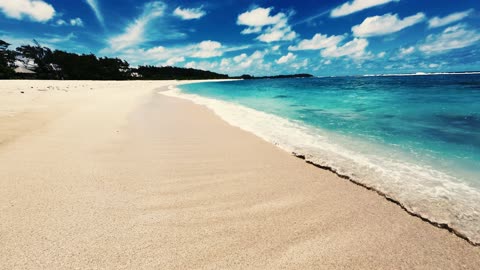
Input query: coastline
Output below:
<box><xmin>166</xmin><ymin>81</ymin><xmax>480</xmax><ymax>246</ymax></box>
<box><xmin>1</xmin><ymin>80</ymin><xmax>479</xmax><ymax>268</ymax></box>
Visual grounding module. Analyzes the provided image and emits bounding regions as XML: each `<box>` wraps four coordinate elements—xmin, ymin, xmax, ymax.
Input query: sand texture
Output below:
<box><xmin>0</xmin><ymin>80</ymin><xmax>479</xmax><ymax>269</ymax></box>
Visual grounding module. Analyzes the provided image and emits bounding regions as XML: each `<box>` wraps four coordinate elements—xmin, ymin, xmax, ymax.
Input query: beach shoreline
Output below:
<box><xmin>167</xmin><ymin>80</ymin><xmax>480</xmax><ymax>246</ymax></box>
<box><xmin>1</xmin><ymin>80</ymin><xmax>479</xmax><ymax>269</ymax></box>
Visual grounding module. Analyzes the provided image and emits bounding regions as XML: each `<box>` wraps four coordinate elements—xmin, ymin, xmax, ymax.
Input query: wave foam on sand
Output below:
<box><xmin>162</xmin><ymin>84</ymin><xmax>480</xmax><ymax>245</ymax></box>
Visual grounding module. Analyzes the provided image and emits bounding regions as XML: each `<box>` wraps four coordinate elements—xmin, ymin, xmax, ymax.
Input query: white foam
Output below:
<box><xmin>161</xmin><ymin>85</ymin><xmax>480</xmax><ymax>244</ymax></box>
<box><xmin>363</xmin><ymin>71</ymin><xmax>480</xmax><ymax>77</ymax></box>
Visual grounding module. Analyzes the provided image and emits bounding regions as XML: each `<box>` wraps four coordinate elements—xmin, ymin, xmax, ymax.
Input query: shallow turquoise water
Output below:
<box><xmin>173</xmin><ymin>75</ymin><xmax>480</xmax><ymax>243</ymax></box>
<box><xmin>181</xmin><ymin>76</ymin><xmax>480</xmax><ymax>182</ymax></box>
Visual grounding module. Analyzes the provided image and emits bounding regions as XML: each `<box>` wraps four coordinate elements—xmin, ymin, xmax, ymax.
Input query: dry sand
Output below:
<box><xmin>0</xmin><ymin>80</ymin><xmax>479</xmax><ymax>269</ymax></box>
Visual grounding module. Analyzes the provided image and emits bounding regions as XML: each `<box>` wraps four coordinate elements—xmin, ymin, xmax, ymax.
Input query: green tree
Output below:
<box><xmin>16</xmin><ymin>40</ymin><xmax>58</xmax><ymax>78</ymax></box>
<box><xmin>0</xmin><ymin>40</ymin><xmax>16</xmax><ymax>78</ymax></box>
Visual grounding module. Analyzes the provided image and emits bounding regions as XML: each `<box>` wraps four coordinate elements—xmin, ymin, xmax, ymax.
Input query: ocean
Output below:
<box><xmin>165</xmin><ymin>74</ymin><xmax>480</xmax><ymax>244</ymax></box>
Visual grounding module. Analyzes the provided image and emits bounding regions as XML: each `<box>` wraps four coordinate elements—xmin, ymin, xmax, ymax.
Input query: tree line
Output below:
<box><xmin>0</xmin><ymin>39</ymin><xmax>229</xmax><ymax>80</ymax></box>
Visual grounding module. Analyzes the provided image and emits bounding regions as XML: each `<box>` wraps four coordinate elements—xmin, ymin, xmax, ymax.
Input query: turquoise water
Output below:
<box><xmin>168</xmin><ymin>75</ymin><xmax>480</xmax><ymax>244</ymax></box>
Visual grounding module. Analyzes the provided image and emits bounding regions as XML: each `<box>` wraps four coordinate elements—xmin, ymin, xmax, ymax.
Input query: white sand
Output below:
<box><xmin>0</xmin><ymin>80</ymin><xmax>479</xmax><ymax>269</ymax></box>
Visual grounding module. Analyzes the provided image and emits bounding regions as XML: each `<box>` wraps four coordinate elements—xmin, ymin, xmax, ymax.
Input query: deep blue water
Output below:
<box><xmin>173</xmin><ymin>74</ymin><xmax>480</xmax><ymax>243</ymax></box>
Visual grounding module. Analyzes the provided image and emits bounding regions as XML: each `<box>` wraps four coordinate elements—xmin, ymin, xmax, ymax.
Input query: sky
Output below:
<box><xmin>0</xmin><ymin>0</ymin><xmax>479</xmax><ymax>76</ymax></box>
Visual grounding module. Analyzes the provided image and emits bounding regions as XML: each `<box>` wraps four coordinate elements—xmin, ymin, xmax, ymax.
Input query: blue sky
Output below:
<box><xmin>1</xmin><ymin>0</ymin><xmax>479</xmax><ymax>76</ymax></box>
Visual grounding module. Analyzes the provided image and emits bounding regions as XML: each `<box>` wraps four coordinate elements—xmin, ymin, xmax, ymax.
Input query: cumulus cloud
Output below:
<box><xmin>173</xmin><ymin>6</ymin><xmax>206</xmax><ymax>20</ymax></box>
<box><xmin>70</xmin><ymin>18</ymin><xmax>84</xmax><ymax>27</ymax></box>
<box><xmin>233</xmin><ymin>53</ymin><xmax>248</xmax><ymax>63</ymax></box>
<box><xmin>182</xmin><ymin>48</ymin><xmax>310</xmax><ymax>76</ymax></box>
<box><xmin>109</xmin><ymin>40</ymin><xmax>246</xmax><ymax>68</ymax></box>
<box><xmin>165</xmin><ymin>56</ymin><xmax>185</xmax><ymax>66</ymax></box>
<box><xmin>286</xmin><ymin>32</ymin><xmax>370</xmax><ymax>60</ymax></box>
<box><xmin>291</xmin><ymin>59</ymin><xmax>309</xmax><ymax>70</ymax></box>
<box><xmin>107</xmin><ymin>1</ymin><xmax>166</xmax><ymax>51</ymax></box>
<box><xmin>56</xmin><ymin>17</ymin><xmax>84</xmax><ymax>27</ymax></box>
<box><xmin>237</xmin><ymin>7</ymin><xmax>284</xmax><ymax>27</ymax></box>
<box><xmin>428</xmin><ymin>9</ymin><xmax>474</xmax><ymax>28</ymax></box>
<box><xmin>218</xmin><ymin>51</ymin><xmax>264</xmax><ymax>70</ymax></box>
<box><xmin>185</xmin><ymin>61</ymin><xmax>218</xmax><ymax>71</ymax></box>
<box><xmin>191</xmin><ymin>40</ymin><xmax>223</xmax><ymax>58</ymax></box>
<box><xmin>419</xmin><ymin>24</ymin><xmax>480</xmax><ymax>54</ymax></box>
<box><xmin>276</xmin><ymin>52</ymin><xmax>296</xmax><ymax>64</ymax></box>
<box><xmin>85</xmin><ymin>0</ymin><xmax>104</xmax><ymax>26</ymax></box>
<box><xmin>56</xmin><ymin>19</ymin><xmax>67</xmax><ymax>26</ymax></box>
<box><xmin>257</xmin><ymin>27</ymin><xmax>296</xmax><ymax>43</ymax></box>
<box><xmin>291</xmin><ymin>59</ymin><xmax>308</xmax><ymax>69</ymax></box>
<box><xmin>216</xmin><ymin>50</ymin><xmax>273</xmax><ymax>75</ymax></box>
<box><xmin>237</xmin><ymin>7</ymin><xmax>296</xmax><ymax>43</ymax></box>
<box><xmin>398</xmin><ymin>46</ymin><xmax>415</xmax><ymax>56</ymax></box>
<box><xmin>236</xmin><ymin>50</ymin><xmax>266</xmax><ymax>68</ymax></box>
<box><xmin>352</xmin><ymin>12</ymin><xmax>426</xmax><ymax>37</ymax></box>
<box><xmin>0</xmin><ymin>0</ymin><xmax>55</xmax><ymax>22</ymax></box>
<box><xmin>321</xmin><ymin>38</ymin><xmax>370</xmax><ymax>59</ymax></box>
<box><xmin>331</xmin><ymin>0</ymin><xmax>399</xmax><ymax>18</ymax></box>
<box><xmin>288</xmin><ymin>33</ymin><xmax>345</xmax><ymax>51</ymax></box>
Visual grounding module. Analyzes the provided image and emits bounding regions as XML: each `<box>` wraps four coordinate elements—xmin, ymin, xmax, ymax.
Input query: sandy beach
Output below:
<box><xmin>0</xmin><ymin>80</ymin><xmax>479</xmax><ymax>269</ymax></box>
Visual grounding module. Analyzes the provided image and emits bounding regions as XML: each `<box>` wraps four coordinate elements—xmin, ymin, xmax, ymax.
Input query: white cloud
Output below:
<box><xmin>220</xmin><ymin>58</ymin><xmax>231</xmax><ymax>68</ymax></box>
<box><xmin>398</xmin><ymin>46</ymin><xmax>415</xmax><ymax>56</ymax></box>
<box><xmin>419</xmin><ymin>24</ymin><xmax>480</xmax><ymax>54</ymax></box>
<box><xmin>288</xmin><ymin>33</ymin><xmax>345</xmax><ymax>51</ymax></box>
<box><xmin>257</xmin><ymin>26</ymin><xmax>296</xmax><ymax>43</ymax></box>
<box><xmin>291</xmin><ymin>59</ymin><xmax>309</xmax><ymax>70</ymax></box>
<box><xmin>331</xmin><ymin>0</ymin><xmax>399</xmax><ymax>18</ymax></box>
<box><xmin>352</xmin><ymin>12</ymin><xmax>426</xmax><ymax>37</ymax></box>
<box><xmin>107</xmin><ymin>1</ymin><xmax>166</xmax><ymax>52</ymax></box>
<box><xmin>237</xmin><ymin>7</ymin><xmax>284</xmax><ymax>27</ymax></box>
<box><xmin>237</xmin><ymin>7</ymin><xmax>296</xmax><ymax>43</ymax></box>
<box><xmin>321</xmin><ymin>38</ymin><xmax>370</xmax><ymax>59</ymax></box>
<box><xmin>70</xmin><ymin>18</ymin><xmax>84</xmax><ymax>27</ymax></box>
<box><xmin>241</xmin><ymin>26</ymin><xmax>262</xmax><ymax>34</ymax></box>
<box><xmin>56</xmin><ymin>17</ymin><xmax>84</xmax><ymax>27</ymax></box>
<box><xmin>165</xmin><ymin>56</ymin><xmax>185</xmax><ymax>66</ymax></box>
<box><xmin>0</xmin><ymin>32</ymin><xmax>76</xmax><ymax>51</ymax></box>
<box><xmin>109</xmin><ymin>40</ymin><xmax>244</xmax><ymax>67</ymax></box>
<box><xmin>233</xmin><ymin>53</ymin><xmax>247</xmax><ymax>63</ymax></box>
<box><xmin>44</xmin><ymin>32</ymin><xmax>76</xmax><ymax>44</ymax></box>
<box><xmin>238</xmin><ymin>50</ymin><xmax>266</xmax><ymax>68</ymax></box>
<box><xmin>0</xmin><ymin>0</ymin><xmax>55</xmax><ymax>22</ymax></box>
<box><xmin>287</xmin><ymin>32</ymin><xmax>371</xmax><ymax>60</ymax></box>
<box><xmin>85</xmin><ymin>0</ymin><xmax>104</xmax><ymax>26</ymax></box>
<box><xmin>191</xmin><ymin>40</ymin><xmax>222</xmax><ymax>58</ymax></box>
<box><xmin>377</xmin><ymin>51</ymin><xmax>386</xmax><ymax>58</ymax></box>
<box><xmin>185</xmin><ymin>61</ymin><xmax>218</xmax><ymax>71</ymax></box>
<box><xmin>215</xmin><ymin>50</ymin><xmax>270</xmax><ymax>74</ymax></box>
<box><xmin>276</xmin><ymin>52</ymin><xmax>296</xmax><ymax>64</ymax></box>
<box><xmin>56</xmin><ymin>19</ymin><xmax>67</xmax><ymax>26</ymax></box>
<box><xmin>144</xmin><ymin>46</ymin><xmax>166</xmax><ymax>55</ymax></box>
<box><xmin>428</xmin><ymin>9</ymin><xmax>474</xmax><ymax>28</ymax></box>
<box><xmin>173</xmin><ymin>6</ymin><xmax>206</xmax><ymax>20</ymax></box>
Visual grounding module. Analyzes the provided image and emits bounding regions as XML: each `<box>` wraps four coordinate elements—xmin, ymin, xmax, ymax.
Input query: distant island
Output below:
<box><xmin>0</xmin><ymin>39</ymin><xmax>312</xmax><ymax>81</ymax></box>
